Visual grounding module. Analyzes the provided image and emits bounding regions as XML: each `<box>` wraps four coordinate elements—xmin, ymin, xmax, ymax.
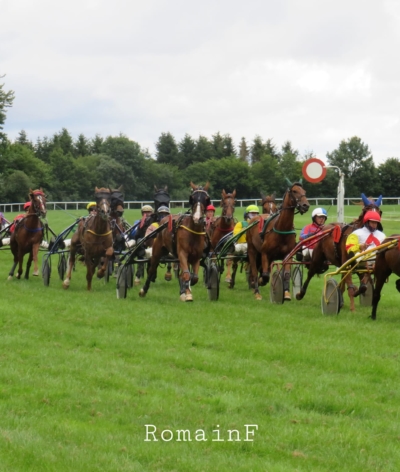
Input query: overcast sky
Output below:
<box><xmin>2</xmin><ymin>0</ymin><xmax>400</xmax><ymax>164</ymax></box>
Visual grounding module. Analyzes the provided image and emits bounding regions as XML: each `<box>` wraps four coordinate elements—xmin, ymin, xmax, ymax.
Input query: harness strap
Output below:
<box><xmin>180</xmin><ymin>225</ymin><xmax>206</xmax><ymax>235</ymax></box>
<box><xmin>273</xmin><ymin>228</ymin><xmax>297</xmax><ymax>235</ymax></box>
<box><xmin>86</xmin><ymin>229</ymin><xmax>112</xmax><ymax>237</ymax></box>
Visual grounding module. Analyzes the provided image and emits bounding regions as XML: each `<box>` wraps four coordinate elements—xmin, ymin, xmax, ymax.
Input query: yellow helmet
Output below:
<box><xmin>87</xmin><ymin>202</ymin><xmax>96</xmax><ymax>210</ymax></box>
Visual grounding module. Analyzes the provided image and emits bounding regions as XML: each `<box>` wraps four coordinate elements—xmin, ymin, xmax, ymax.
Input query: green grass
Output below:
<box><xmin>0</xmin><ymin>205</ymin><xmax>400</xmax><ymax>471</ymax></box>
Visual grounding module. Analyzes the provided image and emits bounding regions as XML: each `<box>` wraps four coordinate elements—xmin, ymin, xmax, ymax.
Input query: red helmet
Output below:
<box><xmin>363</xmin><ymin>210</ymin><xmax>381</xmax><ymax>224</ymax></box>
<box><xmin>23</xmin><ymin>202</ymin><xmax>31</xmax><ymax>210</ymax></box>
<box><xmin>206</xmin><ymin>204</ymin><xmax>216</xmax><ymax>211</ymax></box>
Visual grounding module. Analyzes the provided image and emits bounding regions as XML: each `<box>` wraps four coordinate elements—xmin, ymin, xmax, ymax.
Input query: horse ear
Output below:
<box><xmin>361</xmin><ymin>193</ymin><xmax>371</xmax><ymax>206</ymax></box>
<box><xmin>376</xmin><ymin>195</ymin><xmax>383</xmax><ymax>207</ymax></box>
<box><xmin>190</xmin><ymin>181</ymin><xmax>196</xmax><ymax>191</ymax></box>
<box><xmin>95</xmin><ymin>186</ymin><xmax>100</xmax><ymax>193</ymax></box>
<box><xmin>221</xmin><ymin>189</ymin><xmax>226</xmax><ymax>198</ymax></box>
<box><xmin>204</xmin><ymin>181</ymin><xmax>210</xmax><ymax>192</ymax></box>
<box><xmin>260</xmin><ymin>191</ymin><xmax>266</xmax><ymax>200</ymax></box>
<box><xmin>298</xmin><ymin>178</ymin><xmax>303</xmax><ymax>185</ymax></box>
<box><xmin>164</xmin><ymin>185</ymin><xmax>168</xmax><ymax>191</ymax></box>
<box><xmin>232</xmin><ymin>189</ymin><xmax>236</xmax><ymax>198</ymax></box>
<box><xmin>285</xmin><ymin>178</ymin><xmax>292</xmax><ymax>187</ymax></box>
<box><xmin>117</xmin><ymin>185</ymin><xmax>123</xmax><ymax>192</ymax></box>
<box><xmin>154</xmin><ymin>184</ymin><xmax>158</xmax><ymax>192</ymax></box>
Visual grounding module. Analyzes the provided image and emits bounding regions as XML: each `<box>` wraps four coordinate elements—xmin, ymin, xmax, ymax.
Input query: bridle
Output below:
<box><xmin>95</xmin><ymin>191</ymin><xmax>112</xmax><ymax>220</ymax></box>
<box><xmin>31</xmin><ymin>191</ymin><xmax>47</xmax><ymax>218</ymax></box>
<box><xmin>221</xmin><ymin>194</ymin><xmax>235</xmax><ymax>223</ymax></box>
<box><xmin>282</xmin><ymin>183</ymin><xmax>309</xmax><ymax>214</ymax></box>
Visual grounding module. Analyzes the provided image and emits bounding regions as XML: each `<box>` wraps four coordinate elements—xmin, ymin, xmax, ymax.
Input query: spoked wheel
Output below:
<box><xmin>291</xmin><ymin>265</ymin><xmax>303</xmax><ymax>298</ymax></box>
<box><xmin>270</xmin><ymin>269</ymin><xmax>284</xmax><ymax>304</ymax></box>
<box><xmin>126</xmin><ymin>264</ymin><xmax>134</xmax><ymax>289</ymax></box>
<box><xmin>116</xmin><ymin>265</ymin><xmax>128</xmax><ymax>299</ymax></box>
<box><xmin>359</xmin><ymin>277</ymin><xmax>374</xmax><ymax>306</ymax></box>
<box><xmin>207</xmin><ymin>262</ymin><xmax>219</xmax><ymax>301</ymax></box>
<box><xmin>42</xmin><ymin>255</ymin><xmax>51</xmax><ymax>287</ymax></box>
<box><xmin>58</xmin><ymin>253</ymin><xmax>67</xmax><ymax>281</ymax></box>
<box><xmin>321</xmin><ymin>278</ymin><xmax>342</xmax><ymax>315</ymax></box>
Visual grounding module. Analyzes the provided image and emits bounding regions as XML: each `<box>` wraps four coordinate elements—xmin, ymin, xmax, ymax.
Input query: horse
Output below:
<box><xmin>295</xmin><ymin>201</ymin><xmax>382</xmax><ymax>311</ymax></box>
<box><xmin>225</xmin><ymin>192</ymin><xmax>278</xmax><ymax>290</ymax></box>
<box><xmin>8</xmin><ymin>189</ymin><xmax>47</xmax><ymax>280</ymax></box>
<box><xmin>371</xmin><ymin>236</ymin><xmax>400</xmax><ymax>320</ymax></box>
<box><xmin>63</xmin><ymin>187</ymin><xmax>114</xmax><ymax>291</ymax></box>
<box><xmin>139</xmin><ymin>181</ymin><xmax>210</xmax><ymax>302</ymax></box>
<box><xmin>153</xmin><ymin>185</ymin><xmax>170</xmax><ymax>212</ymax></box>
<box><xmin>246</xmin><ymin>181</ymin><xmax>310</xmax><ymax>300</ymax></box>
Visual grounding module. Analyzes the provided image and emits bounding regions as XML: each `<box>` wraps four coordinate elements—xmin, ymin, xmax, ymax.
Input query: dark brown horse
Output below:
<box><xmin>63</xmin><ymin>187</ymin><xmax>114</xmax><ymax>291</ymax></box>
<box><xmin>371</xmin><ymin>236</ymin><xmax>400</xmax><ymax>320</ymax></box>
<box><xmin>139</xmin><ymin>182</ymin><xmax>210</xmax><ymax>302</ymax></box>
<box><xmin>295</xmin><ymin>203</ymin><xmax>382</xmax><ymax>311</ymax></box>
<box><xmin>8</xmin><ymin>189</ymin><xmax>47</xmax><ymax>280</ymax></box>
<box><xmin>246</xmin><ymin>181</ymin><xmax>310</xmax><ymax>300</ymax></box>
<box><xmin>226</xmin><ymin>192</ymin><xmax>278</xmax><ymax>289</ymax></box>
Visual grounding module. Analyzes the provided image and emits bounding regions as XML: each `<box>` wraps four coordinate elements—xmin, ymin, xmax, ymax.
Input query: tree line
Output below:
<box><xmin>1</xmin><ymin>78</ymin><xmax>400</xmax><ymax>203</ymax></box>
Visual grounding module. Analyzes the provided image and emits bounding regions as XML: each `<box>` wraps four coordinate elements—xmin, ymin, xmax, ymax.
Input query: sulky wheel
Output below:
<box><xmin>270</xmin><ymin>270</ymin><xmax>284</xmax><ymax>304</ymax></box>
<box><xmin>321</xmin><ymin>278</ymin><xmax>342</xmax><ymax>315</ymax></box>
<box><xmin>42</xmin><ymin>255</ymin><xmax>51</xmax><ymax>287</ymax></box>
<box><xmin>207</xmin><ymin>262</ymin><xmax>220</xmax><ymax>301</ymax></box>
<box><xmin>116</xmin><ymin>265</ymin><xmax>128</xmax><ymax>299</ymax></box>
<box><xmin>359</xmin><ymin>277</ymin><xmax>374</xmax><ymax>306</ymax></box>
<box><xmin>291</xmin><ymin>265</ymin><xmax>303</xmax><ymax>299</ymax></box>
<box><xmin>58</xmin><ymin>253</ymin><xmax>67</xmax><ymax>281</ymax></box>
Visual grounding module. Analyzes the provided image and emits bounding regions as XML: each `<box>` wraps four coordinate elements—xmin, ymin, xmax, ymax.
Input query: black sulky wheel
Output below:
<box><xmin>116</xmin><ymin>265</ymin><xmax>128</xmax><ymax>299</ymax></box>
<box><xmin>207</xmin><ymin>262</ymin><xmax>219</xmax><ymax>301</ymax></box>
<box><xmin>321</xmin><ymin>278</ymin><xmax>342</xmax><ymax>315</ymax></box>
<box><xmin>126</xmin><ymin>263</ymin><xmax>134</xmax><ymax>289</ymax></box>
<box><xmin>270</xmin><ymin>270</ymin><xmax>284</xmax><ymax>304</ymax></box>
<box><xmin>42</xmin><ymin>255</ymin><xmax>51</xmax><ymax>287</ymax></box>
<box><xmin>104</xmin><ymin>260</ymin><xmax>114</xmax><ymax>284</ymax></box>
<box><xmin>359</xmin><ymin>277</ymin><xmax>374</xmax><ymax>306</ymax></box>
<box><xmin>291</xmin><ymin>265</ymin><xmax>303</xmax><ymax>299</ymax></box>
<box><xmin>58</xmin><ymin>253</ymin><xmax>67</xmax><ymax>281</ymax></box>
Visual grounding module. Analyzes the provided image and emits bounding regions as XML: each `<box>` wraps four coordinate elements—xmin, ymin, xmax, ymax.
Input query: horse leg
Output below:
<box><xmin>97</xmin><ymin>247</ymin><xmax>114</xmax><ymax>279</ymax></box>
<box><xmin>16</xmin><ymin>246</ymin><xmax>25</xmax><ymax>279</ymax></box>
<box><xmin>248</xmin><ymin>245</ymin><xmax>262</xmax><ymax>300</ymax></box>
<box><xmin>342</xmin><ymin>273</ymin><xmax>356</xmax><ymax>312</ymax></box>
<box><xmin>259</xmin><ymin>252</ymin><xmax>270</xmax><ymax>286</ymax></box>
<box><xmin>32</xmin><ymin>242</ymin><xmax>40</xmax><ymax>276</ymax></box>
<box><xmin>8</xmin><ymin>260</ymin><xmax>18</xmax><ymax>280</ymax></box>
<box><xmin>283</xmin><ymin>262</ymin><xmax>291</xmax><ymax>301</ymax></box>
<box><xmin>296</xmin><ymin>263</ymin><xmax>318</xmax><ymax>300</ymax></box>
<box><xmin>225</xmin><ymin>259</ymin><xmax>232</xmax><ymax>283</ymax></box>
<box><xmin>371</xmin><ymin>273</ymin><xmax>388</xmax><ymax>320</ymax></box>
<box><xmin>86</xmin><ymin>258</ymin><xmax>95</xmax><ymax>291</ymax></box>
<box><xmin>228</xmin><ymin>258</ymin><xmax>238</xmax><ymax>289</ymax></box>
<box><xmin>139</xmin><ymin>243</ymin><xmax>164</xmax><ymax>298</ymax></box>
<box><xmin>25</xmin><ymin>251</ymin><xmax>33</xmax><ymax>280</ymax></box>
<box><xmin>165</xmin><ymin>262</ymin><xmax>172</xmax><ymax>281</ymax></box>
<box><xmin>63</xmin><ymin>243</ymin><xmax>77</xmax><ymax>289</ymax></box>
<box><xmin>135</xmin><ymin>262</ymin><xmax>144</xmax><ymax>285</ymax></box>
<box><xmin>178</xmin><ymin>252</ymin><xmax>192</xmax><ymax>302</ymax></box>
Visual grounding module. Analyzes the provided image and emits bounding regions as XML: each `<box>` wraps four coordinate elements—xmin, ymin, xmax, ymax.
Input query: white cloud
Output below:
<box><xmin>1</xmin><ymin>0</ymin><xmax>400</xmax><ymax>163</ymax></box>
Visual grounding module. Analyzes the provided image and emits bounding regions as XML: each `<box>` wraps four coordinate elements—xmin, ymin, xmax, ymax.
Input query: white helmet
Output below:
<box><xmin>312</xmin><ymin>208</ymin><xmax>327</xmax><ymax>220</ymax></box>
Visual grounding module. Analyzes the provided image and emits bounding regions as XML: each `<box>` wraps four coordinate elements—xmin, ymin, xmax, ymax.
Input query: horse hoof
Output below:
<box><xmin>7</xmin><ymin>275</ymin><xmax>13</xmax><ymax>281</ymax></box>
<box><xmin>185</xmin><ymin>293</ymin><xmax>193</xmax><ymax>302</ymax></box>
<box><xmin>62</xmin><ymin>283</ymin><xmax>70</xmax><ymax>290</ymax></box>
<box><xmin>255</xmin><ymin>293</ymin><xmax>262</xmax><ymax>301</ymax></box>
<box><xmin>33</xmin><ymin>270</ymin><xmax>39</xmax><ymax>276</ymax></box>
<box><xmin>296</xmin><ymin>293</ymin><xmax>303</xmax><ymax>301</ymax></box>
<box><xmin>180</xmin><ymin>293</ymin><xmax>186</xmax><ymax>301</ymax></box>
<box><xmin>134</xmin><ymin>278</ymin><xmax>141</xmax><ymax>286</ymax></box>
<box><xmin>164</xmin><ymin>273</ymin><xmax>172</xmax><ymax>281</ymax></box>
<box><xmin>139</xmin><ymin>289</ymin><xmax>146</xmax><ymax>298</ymax></box>
<box><xmin>225</xmin><ymin>277</ymin><xmax>232</xmax><ymax>283</ymax></box>
<box><xmin>97</xmin><ymin>270</ymin><xmax>105</xmax><ymax>279</ymax></box>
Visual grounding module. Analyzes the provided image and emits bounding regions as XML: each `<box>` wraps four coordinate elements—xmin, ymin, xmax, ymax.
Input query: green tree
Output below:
<box><xmin>155</xmin><ymin>132</ymin><xmax>179</xmax><ymax>166</ymax></box>
<box><xmin>326</xmin><ymin>136</ymin><xmax>376</xmax><ymax>196</ymax></box>
<box><xmin>194</xmin><ymin>135</ymin><xmax>214</xmax><ymax>163</ymax></box>
<box><xmin>5</xmin><ymin>170</ymin><xmax>33</xmax><ymax>202</ymax></box>
<box><xmin>178</xmin><ymin>134</ymin><xmax>196</xmax><ymax>169</ymax></box>
<box><xmin>238</xmin><ymin>137</ymin><xmax>249</xmax><ymax>163</ymax></box>
<box><xmin>265</xmin><ymin>139</ymin><xmax>280</xmax><ymax>159</ymax></box>
<box><xmin>222</xmin><ymin>134</ymin><xmax>236</xmax><ymax>157</ymax></box>
<box><xmin>74</xmin><ymin>133</ymin><xmax>91</xmax><ymax>157</ymax></box>
<box><xmin>15</xmin><ymin>130</ymin><xmax>34</xmax><ymax>151</ymax></box>
<box><xmin>250</xmin><ymin>135</ymin><xmax>265</xmax><ymax>165</ymax></box>
<box><xmin>91</xmin><ymin>134</ymin><xmax>104</xmax><ymax>154</ymax></box>
<box><xmin>377</xmin><ymin>158</ymin><xmax>400</xmax><ymax>197</ymax></box>
<box><xmin>0</xmin><ymin>75</ymin><xmax>15</xmax><ymax>142</ymax></box>
<box><xmin>251</xmin><ymin>154</ymin><xmax>282</xmax><ymax>196</ymax></box>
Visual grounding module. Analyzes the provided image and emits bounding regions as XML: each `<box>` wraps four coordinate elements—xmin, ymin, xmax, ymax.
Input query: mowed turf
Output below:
<box><xmin>0</xmin><ymin>205</ymin><xmax>400</xmax><ymax>471</ymax></box>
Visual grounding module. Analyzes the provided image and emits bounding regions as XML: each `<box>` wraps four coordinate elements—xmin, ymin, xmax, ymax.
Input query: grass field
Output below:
<box><xmin>1</xmin><ymin>205</ymin><xmax>400</xmax><ymax>471</ymax></box>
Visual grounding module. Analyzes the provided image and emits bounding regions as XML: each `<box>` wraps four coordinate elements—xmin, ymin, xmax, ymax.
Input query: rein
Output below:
<box><xmin>180</xmin><ymin>225</ymin><xmax>206</xmax><ymax>235</ymax></box>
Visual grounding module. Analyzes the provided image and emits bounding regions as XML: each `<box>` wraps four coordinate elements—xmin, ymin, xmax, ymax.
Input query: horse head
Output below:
<box><xmin>111</xmin><ymin>185</ymin><xmax>124</xmax><ymax>215</ymax></box>
<box><xmin>220</xmin><ymin>189</ymin><xmax>236</xmax><ymax>224</ymax></box>
<box><xmin>260</xmin><ymin>191</ymin><xmax>277</xmax><ymax>215</ymax></box>
<box><xmin>154</xmin><ymin>185</ymin><xmax>170</xmax><ymax>212</ymax></box>
<box><xmin>95</xmin><ymin>186</ymin><xmax>112</xmax><ymax>220</ymax></box>
<box><xmin>189</xmin><ymin>181</ymin><xmax>210</xmax><ymax>224</ymax></box>
<box><xmin>29</xmin><ymin>188</ymin><xmax>47</xmax><ymax>218</ymax></box>
<box><xmin>285</xmin><ymin>179</ymin><xmax>309</xmax><ymax>214</ymax></box>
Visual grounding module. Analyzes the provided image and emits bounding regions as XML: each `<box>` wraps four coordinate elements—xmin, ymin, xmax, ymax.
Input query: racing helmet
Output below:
<box><xmin>87</xmin><ymin>202</ymin><xmax>96</xmax><ymax>210</ymax></box>
<box><xmin>246</xmin><ymin>204</ymin><xmax>259</xmax><ymax>214</ymax></box>
<box><xmin>363</xmin><ymin>210</ymin><xmax>381</xmax><ymax>224</ymax></box>
<box><xmin>312</xmin><ymin>208</ymin><xmax>328</xmax><ymax>220</ymax></box>
<box><xmin>157</xmin><ymin>205</ymin><xmax>170</xmax><ymax>214</ymax></box>
<box><xmin>206</xmin><ymin>204</ymin><xmax>216</xmax><ymax>211</ymax></box>
<box><xmin>141</xmin><ymin>205</ymin><xmax>154</xmax><ymax>213</ymax></box>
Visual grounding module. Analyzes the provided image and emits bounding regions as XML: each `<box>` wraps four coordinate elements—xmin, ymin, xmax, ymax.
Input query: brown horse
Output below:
<box><xmin>139</xmin><ymin>182</ymin><xmax>210</xmax><ymax>302</ymax></box>
<box><xmin>8</xmin><ymin>189</ymin><xmax>47</xmax><ymax>280</ymax></box>
<box><xmin>371</xmin><ymin>236</ymin><xmax>400</xmax><ymax>320</ymax></box>
<box><xmin>63</xmin><ymin>187</ymin><xmax>114</xmax><ymax>291</ymax></box>
<box><xmin>246</xmin><ymin>181</ymin><xmax>310</xmax><ymax>300</ymax></box>
<box><xmin>295</xmin><ymin>203</ymin><xmax>382</xmax><ymax>311</ymax></box>
<box><xmin>226</xmin><ymin>192</ymin><xmax>278</xmax><ymax>289</ymax></box>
